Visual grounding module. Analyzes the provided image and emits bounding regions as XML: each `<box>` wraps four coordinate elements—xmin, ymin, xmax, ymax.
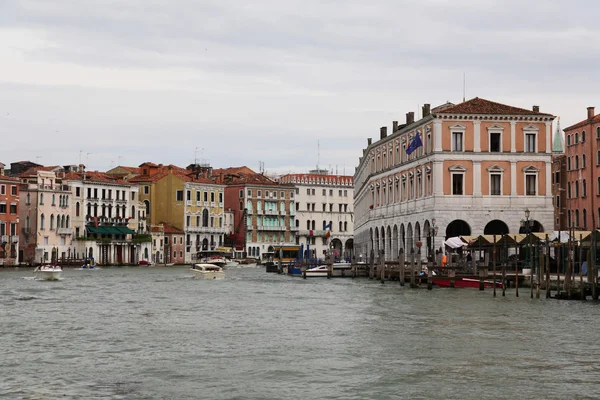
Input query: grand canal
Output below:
<box><xmin>1</xmin><ymin>266</ymin><xmax>600</xmax><ymax>399</ymax></box>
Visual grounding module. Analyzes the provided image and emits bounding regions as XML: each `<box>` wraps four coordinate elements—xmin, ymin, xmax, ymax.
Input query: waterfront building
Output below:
<box><xmin>354</xmin><ymin>98</ymin><xmax>556</xmax><ymax>260</ymax></box>
<box><xmin>562</xmin><ymin>107</ymin><xmax>600</xmax><ymax>230</ymax></box>
<box><xmin>279</xmin><ymin>171</ymin><xmax>354</xmax><ymax>261</ymax></box>
<box><xmin>551</xmin><ymin>118</ymin><xmax>567</xmax><ymax>230</ymax></box>
<box><xmin>18</xmin><ymin>166</ymin><xmax>74</xmax><ymax>264</ymax></box>
<box><xmin>130</xmin><ymin>163</ymin><xmax>226</xmax><ymax>263</ymax></box>
<box><xmin>214</xmin><ymin>167</ymin><xmax>296</xmax><ymax>258</ymax></box>
<box><xmin>150</xmin><ymin>224</ymin><xmax>165</xmax><ymax>263</ymax></box>
<box><xmin>65</xmin><ymin>169</ymin><xmax>144</xmax><ymax>265</ymax></box>
<box><xmin>0</xmin><ymin>162</ymin><xmax>20</xmax><ymax>265</ymax></box>
<box><xmin>163</xmin><ymin>224</ymin><xmax>185</xmax><ymax>264</ymax></box>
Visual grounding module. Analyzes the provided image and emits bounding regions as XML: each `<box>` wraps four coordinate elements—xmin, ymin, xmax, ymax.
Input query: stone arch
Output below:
<box><xmin>392</xmin><ymin>225</ymin><xmax>399</xmax><ymax>260</ymax></box>
<box><xmin>386</xmin><ymin>225</ymin><xmax>392</xmax><ymax>260</ymax></box>
<box><xmin>445</xmin><ymin>219</ymin><xmax>471</xmax><ymax>239</ymax></box>
<box><xmin>484</xmin><ymin>219</ymin><xmax>509</xmax><ymax>235</ymax></box>
<box><xmin>518</xmin><ymin>220</ymin><xmax>544</xmax><ymax>233</ymax></box>
<box><xmin>344</xmin><ymin>239</ymin><xmax>353</xmax><ymax>260</ymax></box>
<box><xmin>330</xmin><ymin>238</ymin><xmax>343</xmax><ymax>260</ymax></box>
<box><xmin>423</xmin><ymin>220</ymin><xmax>432</xmax><ymax>258</ymax></box>
<box><xmin>374</xmin><ymin>227</ymin><xmax>379</xmax><ymax>255</ymax></box>
<box><xmin>406</xmin><ymin>223</ymin><xmax>413</xmax><ymax>254</ymax></box>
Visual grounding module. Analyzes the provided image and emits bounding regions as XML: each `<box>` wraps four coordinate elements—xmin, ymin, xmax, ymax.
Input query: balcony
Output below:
<box><xmin>116</xmin><ymin>198</ymin><xmax>127</xmax><ymax>204</ymax></box>
<box><xmin>57</xmin><ymin>228</ymin><xmax>73</xmax><ymax>236</ymax></box>
<box><xmin>290</xmin><ymin>226</ymin><xmax>299</xmax><ymax>232</ymax></box>
<box><xmin>255</xmin><ymin>209</ymin><xmax>263</xmax><ymax>215</ymax></box>
<box><xmin>264</xmin><ymin>209</ymin><xmax>278</xmax><ymax>215</ymax></box>
<box><xmin>11</xmin><ymin>236</ymin><xmax>19</xmax><ymax>243</ymax></box>
<box><xmin>259</xmin><ymin>225</ymin><xmax>286</xmax><ymax>231</ymax></box>
<box><xmin>1</xmin><ymin>235</ymin><xmax>7</xmax><ymax>243</ymax></box>
<box><xmin>186</xmin><ymin>200</ymin><xmax>192</xmax><ymax>206</ymax></box>
<box><xmin>247</xmin><ymin>209</ymin><xmax>253</xmax><ymax>215</ymax></box>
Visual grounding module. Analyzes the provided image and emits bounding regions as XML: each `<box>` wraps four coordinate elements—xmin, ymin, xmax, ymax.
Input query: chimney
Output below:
<box><xmin>380</xmin><ymin>126</ymin><xmax>387</xmax><ymax>139</ymax></box>
<box><xmin>423</xmin><ymin>104</ymin><xmax>431</xmax><ymax>117</ymax></box>
<box><xmin>532</xmin><ymin>105</ymin><xmax>539</xmax><ymax>113</ymax></box>
<box><xmin>406</xmin><ymin>111</ymin><xmax>414</xmax><ymax>125</ymax></box>
<box><xmin>588</xmin><ymin>106</ymin><xmax>595</xmax><ymax>119</ymax></box>
<box><xmin>367</xmin><ymin>138</ymin><xmax>372</xmax><ymax>146</ymax></box>
<box><xmin>393</xmin><ymin>121</ymin><xmax>398</xmax><ymax>132</ymax></box>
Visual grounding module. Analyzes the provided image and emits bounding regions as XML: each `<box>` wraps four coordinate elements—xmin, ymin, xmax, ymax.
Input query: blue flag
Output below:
<box><xmin>324</xmin><ymin>221</ymin><xmax>332</xmax><ymax>230</ymax></box>
<box><xmin>406</xmin><ymin>132</ymin><xmax>423</xmax><ymax>155</ymax></box>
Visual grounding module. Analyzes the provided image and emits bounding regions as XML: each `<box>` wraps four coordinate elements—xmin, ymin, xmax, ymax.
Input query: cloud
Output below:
<box><xmin>1</xmin><ymin>0</ymin><xmax>600</xmax><ymax>175</ymax></box>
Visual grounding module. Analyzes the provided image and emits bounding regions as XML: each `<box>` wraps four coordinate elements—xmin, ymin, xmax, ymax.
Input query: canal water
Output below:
<box><xmin>2</xmin><ymin>266</ymin><xmax>600</xmax><ymax>399</ymax></box>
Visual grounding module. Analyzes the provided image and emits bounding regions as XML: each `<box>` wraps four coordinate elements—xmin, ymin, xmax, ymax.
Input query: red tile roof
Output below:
<box><xmin>129</xmin><ymin>164</ymin><xmax>215</xmax><ymax>184</ymax></box>
<box><xmin>162</xmin><ymin>223</ymin><xmax>184</xmax><ymax>234</ymax></box>
<box><xmin>65</xmin><ymin>171</ymin><xmax>130</xmax><ymax>185</ymax></box>
<box><xmin>434</xmin><ymin>97</ymin><xmax>553</xmax><ymax>116</ymax></box>
<box><xmin>563</xmin><ymin>114</ymin><xmax>600</xmax><ymax>131</ymax></box>
<box><xmin>0</xmin><ymin>175</ymin><xmax>20</xmax><ymax>182</ymax></box>
<box><xmin>212</xmin><ymin>166</ymin><xmax>290</xmax><ymax>187</ymax></box>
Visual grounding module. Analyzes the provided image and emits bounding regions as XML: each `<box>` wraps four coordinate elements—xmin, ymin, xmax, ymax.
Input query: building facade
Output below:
<box><xmin>163</xmin><ymin>224</ymin><xmax>185</xmax><ymax>264</ymax></box>
<box><xmin>354</xmin><ymin>98</ymin><xmax>556</xmax><ymax>260</ymax></box>
<box><xmin>18</xmin><ymin>167</ymin><xmax>74</xmax><ymax>264</ymax></box>
<box><xmin>216</xmin><ymin>167</ymin><xmax>296</xmax><ymax>258</ymax></box>
<box><xmin>0</xmin><ymin>163</ymin><xmax>20</xmax><ymax>265</ymax></box>
<box><xmin>66</xmin><ymin>170</ymin><xmax>144</xmax><ymax>265</ymax></box>
<box><xmin>562</xmin><ymin>107</ymin><xmax>600</xmax><ymax>230</ymax></box>
<box><xmin>280</xmin><ymin>171</ymin><xmax>354</xmax><ymax>261</ymax></box>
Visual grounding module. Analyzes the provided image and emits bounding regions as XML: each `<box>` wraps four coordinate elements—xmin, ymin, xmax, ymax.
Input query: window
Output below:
<box><xmin>556</xmin><ymin>196</ymin><xmax>560</xmax><ymax>208</ymax></box>
<box><xmin>40</xmin><ymin>193</ymin><xmax>44</xmax><ymax>205</ymax></box>
<box><xmin>204</xmin><ymin>191</ymin><xmax>208</xmax><ymax>201</ymax></box>
<box><xmin>306</xmin><ymin>188</ymin><xmax>310</xmax><ymax>195</ymax></box>
<box><xmin>583</xmin><ymin>155</ymin><xmax>587</xmax><ymax>169</ymax></box>
<box><xmin>526</xmin><ymin>175</ymin><xmax>537</xmax><ymax>196</ymax></box>
<box><xmin>452</xmin><ymin>132</ymin><xmax>463</xmax><ymax>151</ymax></box>
<box><xmin>176</xmin><ymin>190</ymin><xmax>183</xmax><ymax>201</ymax></box>
<box><xmin>575</xmin><ymin>181</ymin><xmax>579</xmax><ymax>198</ymax></box>
<box><xmin>525</xmin><ymin>133</ymin><xmax>536</xmax><ymax>152</ymax></box>
<box><xmin>490</xmin><ymin>174</ymin><xmax>501</xmax><ymax>195</ymax></box>
<box><xmin>452</xmin><ymin>174</ymin><xmax>463</xmax><ymax>195</ymax></box>
<box><xmin>50</xmin><ymin>214</ymin><xmax>55</xmax><ymax>230</ymax></box>
<box><xmin>186</xmin><ymin>190</ymin><xmax>191</xmax><ymax>201</ymax></box>
<box><xmin>248</xmin><ymin>189</ymin><xmax>252</xmax><ymax>197</ymax></box>
<box><xmin>143</xmin><ymin>185</ymin><xmax>149</xmax><ymax>194</ymax></box>
<box><xmin>490</xmin><ymin>132</ymin><xmax>501</xmax><ymax>152</ymax></box>
<box><xmin>0</xmin><ymin>185</ymin><xmax>4</xmax><ymax>195</ymax></box>
<box><xmin>11</xmin><ymin>186</ymin><xmax>17</xmax><ymax>196</ymax></box>
<box><xmin>582</xmin><ymin>131</ymin><xmax>586</xmax><ymax>142</ymax></box>
<box><xmin>339</xmin><ymin>190</ymin><xmax>342</xmax><ymax>196</ymax></box>
<box><xmin>583</xmin><ymin>209</ymin><xmax>587</xmax><ymax>228</ymax></box>
<box><xmin>597</xmin><ymin>127</ymin><xmax>600</xmax><ymax>139</ymax></box>
<box><xmin>575</xmin><ymin>132</ymin><xmax>579</xmax><ymax>144</ymax></box>
<box><xmin>211</xmin><ymin>192</ymin><xmax>215</xmax><ymax>202</ymax></box>
<box><xmin>583</xmin><ymin>180</ymin><xmax>587</xmax><ymax>197</ymax></box>
<box><xmin>575</xmin><ymin>156</ymin><xmax>579</xmax><ymax>170</ymax></box>
<box><xmin>329</xmin><ymin>189</ymin><xmax>333</xmax><ymax>196</ymax></box>
<box><xmin>0</xmin><ymin>203</ymin><xmax>5</xmax><ymax>213</ymax></box>
<box><xmin>40</xmin><ymin>214</ymin><xmax>45</xmax><ymax>230</ymax></box>
<box><xmin>567</xmin><ymin>135</ymin><xmax>571</xmax><ymax>146</ymax></box>
<box><xmin>239</xmin><ymin>190</ymin><xmax>243</xmax><ymax>198</ymax></box>
<box><xmin>26</xmin><ymin>193</ymin><xmax>30</xmax><ymax>205</ymax></box>
<box><xmin>568</xmin><ymin>182</ymin><xmax>572</xmax><ymax>198</ymax></box>
<box><xmin>322</xmin><ymin>189</ymin><xmax>326</xmax><ymax>196</ymax></box>
<box><xmin>280</xmin><ymin>192</ymin><xmax>285</xmax><ymax>198</ymax></box>
<box><xmin>186</xmin><ymin>216</ymin><xmax>191</xmax><ymax>226</ymax></box>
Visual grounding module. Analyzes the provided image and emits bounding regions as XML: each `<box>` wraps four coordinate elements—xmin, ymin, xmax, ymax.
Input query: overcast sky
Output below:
<box><xmin>1</xmin><ymin>0</ymin><xmax>599</xmax><ymax>176</ymax></box>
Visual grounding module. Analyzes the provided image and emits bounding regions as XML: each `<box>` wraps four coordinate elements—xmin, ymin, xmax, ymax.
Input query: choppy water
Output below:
<box><xmin>1</xmin><ymin>266</ymin><xmax>600</xmax><ymax>399</ymax></box>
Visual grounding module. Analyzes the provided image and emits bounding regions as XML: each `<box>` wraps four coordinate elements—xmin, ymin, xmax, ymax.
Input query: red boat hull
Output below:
<box><xmin>432</xmin><ymin>278</ymin><xmax>501</xmax><ymax>289</ymax></box>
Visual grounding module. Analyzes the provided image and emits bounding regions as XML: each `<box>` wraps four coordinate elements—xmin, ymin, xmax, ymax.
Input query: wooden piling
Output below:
<box><xmin>399</xmin><ymin>251</ymin><xmax>405</xmax><ymax>287</ymax></box>
<box><xmin>530</xmin><ymin>257</ymin><xmax>534</xmax><ymax>299</ymax></box>
<box><xmin>369</xmin><ymin>249</ymin><xmax>374</xmax><ymax>280</ymax></box>
<box><xmin>514</xmin><ymin>242</ymin><xmax>519</xmax><ymax>298</ymax></box>
<box><xmin>410</xmin><ymin>250</ymin><xmax>417</xmax><ymax>288</ymax></box>
<box><xmin>379</xmin><ymin>251</ymin><xmax>385</xmax><ymax>284</ymax></box>
<box><xmin>592</xmin><ymin>231</ymin><xmax>598</xmax><ymax>300</ymax></box>
<box><xmin>579</xmin><ymin>234</ymin><xmax>584</xmax><ymax>300</ymax></box>
<box><xmin>492</xmin><ymin>236</ymin><xmax>497</xmax><ymax>298</ymax></box>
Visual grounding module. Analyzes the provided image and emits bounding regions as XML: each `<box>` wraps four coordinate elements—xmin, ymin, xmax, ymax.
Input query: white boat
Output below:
<box><xmin>190</xmin><ymin>263</ymin><xmax>225</xmax><ymax>279</ymax></box>
<box><xmin>332</xmin><ymin>262</ymin><xmax>352</xmax><ymax>277</ymax></box>
<box><xmin>34</xmin><ymin>265</ymin><xmax>63</xmax><ymax>281</ymax></box>
<box><xmin>305</xmin><ymin>265</ymin><xmax>329</xmax><ymax>277</ymax></box>
<box><xmin>197</xmin><ymin>251</ymin><xmax>228</xmax><ymax>268</ymax></box>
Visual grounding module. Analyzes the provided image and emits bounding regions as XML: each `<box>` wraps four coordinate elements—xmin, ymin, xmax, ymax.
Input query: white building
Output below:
<box><xmin>66</xmin><ymin>169</ymin><xmax>150</xmax><ymax>265</ymax></box>
<box><xmin>354</xmin><ymin>98</ymin><xmax>556</xmax><ymax>261</ymax></box>
<box><xmin>280</xmin><ymin>171</ymin><xmax>354</xmax><ymax>261</ymax></box>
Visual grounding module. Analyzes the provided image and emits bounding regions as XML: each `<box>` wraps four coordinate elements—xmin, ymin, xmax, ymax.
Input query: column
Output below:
<box><xmin>473</xmin><ymin>161</ymin><xmax>482</xmax><ymax>196</ymax></box>
<box><xmin>511</xmin><ymin>161</ymin><xmax>517</xmax><ymax>195</ymax></box>
<box><xmin>545</xmin><ymin>121</ymin><xmax>552</xmax><ymax>154</ymax></box>
<box><xmin>434</xmin><ymin>120</ymin><xmax>442</xmax><ymax>152</ymax></box>
<box><xmin>433</xmin><ymin>160</ymin><xmax>444</xmax><ymax>196</ymax></box>
<box><xmin>510</xmin><ymin>121</ymin><xmax>516</xmax><ymax>153</ymax></box>
<box><xmin>545</xmin><ymin>161</ymin><xmax>552</xmax><ymax>196</ymax></box>
<box><xmin>473</xmin><ymin>120</ymin><xmax>481</xmax><ymax>152</ymax></box>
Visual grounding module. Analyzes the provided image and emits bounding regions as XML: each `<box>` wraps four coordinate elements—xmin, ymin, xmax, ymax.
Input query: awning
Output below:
<box><xmin>87</xmin><ymin>226</ymin><xmax>108</xmax><ymax>234</ymax></box>
<box><xmin>115</xmin><ymin>226</ymin><xmax>136</xmax><ymax>234</ymax></box>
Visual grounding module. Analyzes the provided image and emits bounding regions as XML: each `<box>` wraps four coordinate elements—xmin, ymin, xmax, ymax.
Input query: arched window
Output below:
<box><xmin>26</xmin><ymin>193</ymin><xmax>30</xmax><ymax>205</ymax></box>
<box><xmin>583</xmin><ymin>209</ymin><xmax>587</xmax><ymax>228</ymax></box>
<box><xmin>323</xmin><ymin>220</ymin><xmax>327</xmax><ymax>230</ymax></box>
<box><xmin>144</xmin><ymin>200</ymin><xmax>150</xmax><ymax>215</ymax></box>
<box><xmin>575</xmin><ymin>156</ymin><xmax>579</xmax><ymax>169</ymax></box>
<box><xmin>582</xmin><ymin>131</ymin><xmax>586</xmax><ymax>142</ymax></box>
<box><xmin>575</xmin><ymin>209</ymin><xmax>580</xmax><ymax>227</ymax></box>
<box><xmin>567</xmin><ymin>135</ymin><xmax>571</xmax><ymax>146</ymax></box>
<box><xmin>50</xmin><ymin>214</ymin><xmax>55</xmax><ymax>230</ymax></box>
<box><xmin>597</xmin><ymin>127</ymin><xmax>600</xmax><ymax>139</ymax></box>
<box><xmin>567</xmin><ymin>157</ymin><xmax>571</xmax><ymax>170</ymax></box>
<box><xmin>583</xmin><ymin>180</ymin><xmax>587</xmax><ymax>197</ymax></box>
<box><xmin>339</xmin><ymin>221</ymin><xmax>343</xmax><ymax>231</ymax></box>
<box><xmin>66</xmin><ymin>216</ymin><xmax>70</xmax><ymax>228</ymax></box>
<box><xmin>295</xmin><ymin>219</ymin><xmax>299</xmax><ymax>227</ymax></box>
<box><xmin>575</xmin><ymin>181</ymin><xmax>579</xmax><ymax>198</ymax></box>
<box><xmin>329</xmin><ymin>220</ymin><xmax>333</xmax><ymax>231</ymax></box>
<box><xmin>40</xmin><ymin>193</ymin><xmax>44</xmax><ymax>205</ymax></box>
<box><xmin>52</xmin><ymin>194</ymin><xmax>55</xmax><ymax>206</ymax></box>
<box><xmin>306</xmin><ymin>220</ymin><xmax>310</xmax><ymax>230</ymax></box>
<box><xmin>256</xmin><ymin>200</ymin><xmax>262</xmax><ymax>211</ymax></box>
<box><xmin>202</xmin><ymin>209</ymin><xmax>209</xmax><ymax>227</ymax></box>
<box><xmin>344</xmin><ymin>221</ymin><xmax>347</xmax><ymax>231</ymax></box>
<box><xmin>25</xmin><ymin>215</ymin><xmax>30</xmax><ymax>230</ymax></box>
<box><xmin>311</xmin><ymin>220</ymin><xmax>315</xmax><ymax>230</ymax></box>
<box><xmin>583</xmin><ymin>154</ymin><xmax>587</xmax><ymax>168</ymax></box>
<box><xmin>132</xmin><ymin>206</ymin><xmax>135</xmax><ymax>218</ymax></box>
<box><xmin>76</xmin><ymin>202</ymin><xmax>80</xmax><ymax>217</ymax></box>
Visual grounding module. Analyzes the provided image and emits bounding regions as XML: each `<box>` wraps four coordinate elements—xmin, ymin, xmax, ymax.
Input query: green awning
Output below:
<box><xmin>115</xmin><ymin>226</ymin><xmax>136</xmax><ymax>234</ymax></box>
<box><xmin>103</xmin><ymin>227</ymin><xmax>122</xmax><ymax>235</ymax></box>
<box><xmin>87</xmin><ymin>226</ymin><xmax>107</xmax><ymax>234</ymax></box>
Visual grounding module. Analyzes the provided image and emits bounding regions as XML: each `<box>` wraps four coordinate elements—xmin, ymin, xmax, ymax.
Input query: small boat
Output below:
<box><xmin>197</xmin><ymin>251</ymin><xmax>228</xmax><ymax>268</ymax></box>
<box><xmin>164</xmin><ymin>263</ymin><xmax>175</xmax><ymax>267</ymax></box>
<box><xmin>332</xmin><ymin>262</ymin><xmax>352</xmax><ymax>277</ymax></box>
<box><xmin>305</xmin><ymin>265</ymin><xmax>329</xmax><ymax>277</ymax></box>
<box><xmin>34</xmin><ymin>265</ymin><xmax>63</xmax><ymax>281</ymax></box>
<box><xmin>190</xmin><ymin>263</ymin><xmax>225</xmax><ymax>279</ymax></box>
<box><xmin>79</xmin><ymin>264</ymin><xmax>100</xmax><ymax>270</ymax></box>
<box><xmin>432</xmin><ymin>277</ymin><xmax>501</xmax><ymax>289</ymax></box>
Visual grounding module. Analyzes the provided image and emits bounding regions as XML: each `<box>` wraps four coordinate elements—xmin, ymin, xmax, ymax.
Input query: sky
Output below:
<box><xmin>1</xmin><ymin>0</ymin><xmax>600</xmax><ymax>176</ymax></box>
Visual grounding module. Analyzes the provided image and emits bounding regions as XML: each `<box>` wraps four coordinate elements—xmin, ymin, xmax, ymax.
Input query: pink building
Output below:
<box><xmin>163</xmin><ymin>224</ymin><xmax>185</xmax><ymax>264</ymax></box>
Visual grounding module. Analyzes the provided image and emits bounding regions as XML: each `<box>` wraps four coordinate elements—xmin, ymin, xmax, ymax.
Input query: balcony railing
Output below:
<box><xmin>57</xmin><ymin>228</ymin><xmax>73</xmax><ymax>235</ymax></box>
<box><xmin>1</xmin><ymin>235</ymin><xmax>8</xmax><ymax>243</ymax></box>
<box><xmin>264</xmin><ymin>209</ymin><xmax>278</xmax><ymax>215</ymax></box>
<box><xmin>11</xmin><ymin>236</ymin><xmax>19</xmax><ymax>243</ymax></box>
<box><xmin>258</xmin><ymin>225</ymin><xmax>286</xmax><ymax>231</ymax></box>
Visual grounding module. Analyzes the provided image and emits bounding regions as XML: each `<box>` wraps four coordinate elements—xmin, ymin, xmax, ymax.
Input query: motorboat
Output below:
<box><xmin>432</xmin><ymin>277</ymin><xmax>501</xmax><ymax>288</ymax></box>
<box><xmin>190</xmin><ymin>263</ymin><xmax>225</xmax><ymax>279</ymax></box>
<box><xmin>197</xmin><ymin>251</ymin><xmax>228</xmax><ymax>268</ymax></box>
<box><xmin>78</xmin><ymin>263</ymin><xmax>100</xmax><ymax>270</ymax></box>
<box><xmin>305</xmin><ymin>265</ymin><xmax>329</xmax><ymax>278</ymax></box>
<box><xmin>34</xmin><ymin>265</ymin><xmax>63</xmax><ymax>281</ymax></box>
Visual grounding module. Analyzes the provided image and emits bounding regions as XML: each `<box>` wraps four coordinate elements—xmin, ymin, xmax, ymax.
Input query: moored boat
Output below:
<box><xmin>305</xmin><ymin>265</ymin><xmax>329</xmax><ymax>277</ymax></box>
<box><xmin>190</xmin><ymin>263</ymin><xmax>225</xmax><ymax>279</ymax></box>
<box><xmin>34</xmin><ymin>265</ymin><xmax>63</xmax><ymax>281</ymax></box>
<box><xmin>432</xmin><ymin>277</ymin><xmax>501</xmax><ymax>288</ymax></box>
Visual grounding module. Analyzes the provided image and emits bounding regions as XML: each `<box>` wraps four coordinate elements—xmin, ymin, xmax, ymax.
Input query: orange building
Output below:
<box><xmin>0</xmin><ymin>163</ymin><xmax>20</xmax><ymax>265</ymax></box>
<box><xmin>354</xmin><ymin>98</ymin><xmax>556</xmax><ymax>259</ymax></box>
<box><xmin>563</xmin><ymin>107</ymin><xmax>600</xmax><ymax>229</ymax></box>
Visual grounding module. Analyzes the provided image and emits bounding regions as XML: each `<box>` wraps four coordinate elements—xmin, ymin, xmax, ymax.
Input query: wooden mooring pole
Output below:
<box><xmin>514</xmin><ymin>241</ymin><xmax>519</xmax><ymax>298</ymax></box>
<box><xmin>399</xmin><ymin>250</ymin><xmax>405</xmax><ymax>287</ymax></box>
<box><xmin>410</xmin><ymin>250</ymin><xmax>417</xmax><ymax>288</ymax></box>
<box><xmin>379</xmin><ymin>250</ymin><xmax>385</xmax><ymax>284</ymax></box>
<box><xmin>492</xmin><ymin>236</ymin><xmax>497</xmax><ymax>298</ymax></box>
<box><xmin>369</xmin><ymin>249</ymin><xmax>374</xmax><ymax>280</ymax></box>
